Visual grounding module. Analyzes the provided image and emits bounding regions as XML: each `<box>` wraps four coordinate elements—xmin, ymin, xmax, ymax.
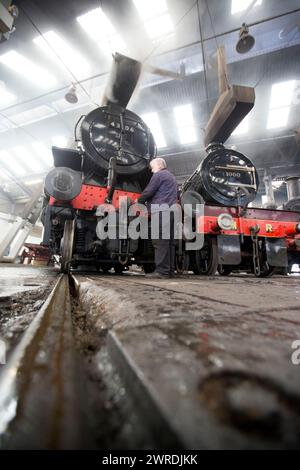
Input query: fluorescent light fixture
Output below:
<box><xmin>145</xmin><ymin>13</ymin><xmax>174</xmax><ymax>39</ymax></box>
<box><xmin>9</xmin><ymin>105</ymin><xmax>57</xmax><ymax>127</ymax></box>
<box><xmin>177</xmin><ymin>127</ymin><xmax>197</xmax><ymax>145</ymax></box>
<box><xmin>133</xmin><ymin>0</ymin><xmax>168</xmax><ymax>21</ymax></box>
<box><xmin>0</xmin><ymin>150</ymin><xmax>27</xmax><ymax>176</ymax></box>
<box><xmin>174</xmin><ymin>104</ymin><xmax>197</xmax><ymax>144</ymax></box>
<box><xmin>32</xmin><ymin>142</ymin><xmax>53</xmax><ymax>167</ymax></box>
<box><xmin>77</xmin><ymin>7</ymin><xmax>126</xmax><ymax>54</ymax></box>
<box><xmin>267</xmin><ymin>107</ymin><xmax>290</xmax><ymax>129</ymax></box>
<box><xmin>142</xmin><ymin>112</ymin><xmax>166</xmax><ymax>148</ymax></box>
<box><xmin>52</xmin><ymin>135</ymin><xmax>68</xmax><ymax>148</ymax></box>
<box><xmin>231</xmin><ymin>0</ymin><xmax>262</xmax><ymax>15</ymax></box>
<box><xmin>12</xmin><ymin>145</ymin><xmax>44</xmax><ymax>173</ymax></box>
<box><xmin>33</xmin><ymin>31</ymin><xmax>90</xmax><ymax>77</ymax></box>
<box><xmin>270</xmin><ymin>80</ymin><xmax>295</xmax><ymax>109</ymax></box>
<box><xmin>77</xmin><ymin>7</ymin><xmax>115</xmax><ymax>40</ymax></box>
<box><xmin>174</xmin><ymin>104</ymin><xmax>194</xmax><ymax>127</ymax></box>
<box><xmin>0</xmin><ymin>50</ymin><xmax>57</xmax><ymax>88</ymax></box>
<box><xmin>232</xmin><ymin>116</ymin><xmax>249</xmax><ymax>136</ymax></box>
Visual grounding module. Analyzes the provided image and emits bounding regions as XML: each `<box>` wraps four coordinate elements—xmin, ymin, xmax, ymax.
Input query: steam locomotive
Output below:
<box><xmin>181</xmin><ymin>142</ymin><xmax>300</xmax><ymax>276</ymax></box>
<box><xmin>41</xmin><ymin>54</ymin><xmax>300</xmax><ymax>276</ymax></box>
<box><xmin>42</xmin><ymin>54</ymin><xmax>157</xmax><ymax>273</ymax></box>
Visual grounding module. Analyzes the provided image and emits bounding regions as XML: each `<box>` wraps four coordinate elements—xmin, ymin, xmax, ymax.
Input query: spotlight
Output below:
<box><xmin>236</xmin><ymin>23</ymin><xmax>255</xmax><ymax>54</ymax></box>
<box><xmin>65</xmin><ymin>83</ymin><xmax>78</xmax><ymax>104</ymax></box>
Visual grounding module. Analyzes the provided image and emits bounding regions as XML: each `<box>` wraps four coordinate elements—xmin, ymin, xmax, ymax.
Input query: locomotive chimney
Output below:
<box><xmin>286</xmin><ymin>177</ymin><xmax>300</xmax><ymax>201</ymax></box>
<box><xmin>101</xmin><ymin>53</ymin><xmax>142</xmax><ymax>109</ymax></box>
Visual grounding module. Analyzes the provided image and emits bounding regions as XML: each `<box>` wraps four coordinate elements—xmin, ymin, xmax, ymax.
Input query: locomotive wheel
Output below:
<box><xmin>60</xmin><ymin>219</ymin><xmax>75</xmax><ymax>274</ymax></box>
<box><xmin>218</xmin><ymin>265</ymin><xmax>232</xmax><ymax>276</ymax></box>
<box><xmin>193</xmin><ymin>237</ymin><xmax>218</xmax><ymax>276</ymax></box>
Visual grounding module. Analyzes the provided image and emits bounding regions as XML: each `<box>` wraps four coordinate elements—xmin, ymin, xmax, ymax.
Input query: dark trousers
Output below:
<box><xmin>151</xmin><ymin>211</ymin><xmax>175</xmax><ymax>276</ymax></box>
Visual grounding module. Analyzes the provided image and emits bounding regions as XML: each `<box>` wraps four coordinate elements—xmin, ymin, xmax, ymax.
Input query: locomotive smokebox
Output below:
<box><xmin>182</xmin><ymin>143</ymin><xmax>258</xmax><ymax>207</ymax></box>
<box><xmin>80</xmin><ymin>105</ymin><xmax>156</xmax><ymax>178</ymax></box>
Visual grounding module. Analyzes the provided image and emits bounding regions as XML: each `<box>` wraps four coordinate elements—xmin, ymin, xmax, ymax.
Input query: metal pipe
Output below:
<box><xmin>286</xmin><ymin>177</ymin><xmax>300</xmax><ymax>200</ymax></box>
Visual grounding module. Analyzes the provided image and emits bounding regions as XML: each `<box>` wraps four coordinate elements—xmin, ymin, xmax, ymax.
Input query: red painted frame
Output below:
<box><xmin>196</xmin><ymin>206</ymin><xmax>300</xmax><ymax>242</ymax></box>
<box><xmin>49</xmin><ymin>183</ymin><xmax>141</xmax><ymax>210</ymax></box>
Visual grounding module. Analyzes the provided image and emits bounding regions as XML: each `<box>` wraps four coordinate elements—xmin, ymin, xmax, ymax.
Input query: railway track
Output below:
<box><xmin>0</xmin><ymin>274</ymin><xmax>81</xmax><ymax>449</ymax></box>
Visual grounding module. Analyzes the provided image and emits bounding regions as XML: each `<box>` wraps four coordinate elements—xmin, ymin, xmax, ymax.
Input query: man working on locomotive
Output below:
<box><xmin>137</xmin><ymin>158</ymin><xmax>178</xmax><ymax>278</ymax></box>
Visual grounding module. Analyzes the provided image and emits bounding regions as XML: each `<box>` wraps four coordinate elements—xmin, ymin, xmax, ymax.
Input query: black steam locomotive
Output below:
<box><xmin>42</xmin><ymin>54</ymin><xmax>158</xmax><ymax>273</ymax></box>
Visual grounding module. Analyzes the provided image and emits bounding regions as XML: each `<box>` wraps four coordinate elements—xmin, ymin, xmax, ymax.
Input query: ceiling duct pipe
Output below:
<box><xmin>204</xmin><ymin>46</ymin><xmax>255</xmax><ymax>146</ymax></box>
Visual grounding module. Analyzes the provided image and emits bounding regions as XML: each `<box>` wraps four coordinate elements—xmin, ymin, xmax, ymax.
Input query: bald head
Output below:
<box><xmin>150</xmin><ymin>158</ymin><xmax>167</xmax><ymax>173</ymax></box>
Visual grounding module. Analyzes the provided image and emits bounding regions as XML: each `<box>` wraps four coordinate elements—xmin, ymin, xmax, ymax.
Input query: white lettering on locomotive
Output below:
<box><xmin>225</xmin><ymin>171</ymin><xmax>241</xmax><ymax>177</ymax></box>
<box><xmin>110</xmin><ymin>121</ymin><xmax>134</xmax><ymax>132</ymax></box>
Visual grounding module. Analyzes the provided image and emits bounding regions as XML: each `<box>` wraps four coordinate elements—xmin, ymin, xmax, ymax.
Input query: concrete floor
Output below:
<box><xmin>0</xmin><ymin>264</ymin><xmax>58</xmax><ymax>298</ymax></box>
<box><xmin>78</xmin><ymin>272</ymin><xmax>300</xmax><ymax>449</ymax></box>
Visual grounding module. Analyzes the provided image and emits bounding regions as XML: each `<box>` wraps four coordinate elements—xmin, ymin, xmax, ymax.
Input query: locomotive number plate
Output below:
<box><xmin>225</xmin><ymin>171</ymin><xmax>241</xmax><ymax>178</ymax></box>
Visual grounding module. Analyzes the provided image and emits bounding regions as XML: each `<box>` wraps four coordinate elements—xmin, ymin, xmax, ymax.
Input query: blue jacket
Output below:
<box><xmin>138</xmin><ymin>169</ymin><xmax>178</xmax><ymax>207</ymax></box>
